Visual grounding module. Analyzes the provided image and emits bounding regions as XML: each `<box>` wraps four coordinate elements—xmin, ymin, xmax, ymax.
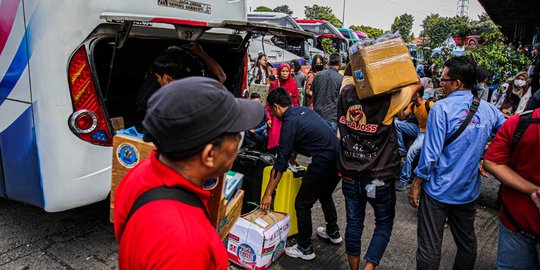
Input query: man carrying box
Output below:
<box><xmin>261</xmin><ymin>87</ymin><xmax>342</xmax><ymax>261</ymax></box>
<box><xmin>339</xmin><ymin>63</ymin><xmax>421</xmax><ymax>270</ymax></box>
<box><xmin>114</xmin><ymin>77</ymin><xmax>264</xmax><ymax>270</ymax></box>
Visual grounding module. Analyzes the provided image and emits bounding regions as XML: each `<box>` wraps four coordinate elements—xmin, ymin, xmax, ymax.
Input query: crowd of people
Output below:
<box><xmin>113</xmin><ymin>39</ymin><xmax>540</xmax><ymax>270</ymax></box>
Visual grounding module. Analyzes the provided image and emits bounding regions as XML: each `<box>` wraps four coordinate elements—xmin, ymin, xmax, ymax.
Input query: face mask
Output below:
<box><xmin>476</xmin><ymin>84</ymin><xmax>485</xmax><ymax>90</ymax></box>
<box><xmin>315</xmin><ymin>64</ymin><xmax>324</xmax><ymax>71</ymax></box>
<box><xmin>514</xmin><ymin>79</ymin><xmax>526</xmax><ymax>88</ymax></box>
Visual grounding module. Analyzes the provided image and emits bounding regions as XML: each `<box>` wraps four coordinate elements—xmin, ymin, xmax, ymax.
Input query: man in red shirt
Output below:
<box><xmin>484</xmin><ymin>108</ymin><xmax>540</xmax><ymax>269</ymax></box>
<box><xmin>114</xmin><ymin>77</ymin><xmax>264</xmax><ymax>269</ymax></box>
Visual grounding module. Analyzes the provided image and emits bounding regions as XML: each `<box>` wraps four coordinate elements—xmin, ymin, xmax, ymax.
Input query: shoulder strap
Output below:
<box><xmin>123</xmin><ymin>186</ymin><xmax>210</xmax><ymax>231</ymax></box>
<box><xmin>512</xmin><ymin>110</ymin><xmax>540</xmax><ymax>151</ymax></box>
<box><xmin>425</xmin><ymin>98</ymin><xmax>435</xmax><ymax>113</ymax></box>
<box><xmin>444</xmin><ymin>96</ymin><xmax>480</xmax><ymax>147</ymax></box>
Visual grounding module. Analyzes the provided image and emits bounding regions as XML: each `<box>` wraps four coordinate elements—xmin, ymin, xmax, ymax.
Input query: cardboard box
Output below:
<box><xmin>218</xmin><ymin>190</ymin><xmax>244</xmax><ymax>239</ymax></box>
<box><xmin>350</xmin><ymin>38</ymin><xmax>419</xmax><ymax>99</ymax></box>
<box><xmin>228</xmin><ymin>210</ymin><xmax>290</xmax><ymax>270</ymax></box>
<box><xmin>110</xmin><ymin>134</ymin><xmax>155</xmax><ymax>222</ymax></box>
<box><xmin>110</xmin><ymin>134</ymin><xmax>239</xmax><ymax>235</ymax></box>
<box><xmin>225</xmin><ymin>172</ymin><xmax>244</xmax><ymax>201</ymax></box>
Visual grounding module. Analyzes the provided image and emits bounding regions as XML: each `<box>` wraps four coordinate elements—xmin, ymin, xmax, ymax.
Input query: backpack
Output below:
<box><xmin>511</xmin><ymin>110</ymin><xmax>540</xmax><ymax>152</ymax></box>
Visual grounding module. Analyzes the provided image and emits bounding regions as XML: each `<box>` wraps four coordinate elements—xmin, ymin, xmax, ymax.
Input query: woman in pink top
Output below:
<box><xmin>266</xmin><ymin>63</ymin><xmax>299</xmax><ymax>150</ymax></box>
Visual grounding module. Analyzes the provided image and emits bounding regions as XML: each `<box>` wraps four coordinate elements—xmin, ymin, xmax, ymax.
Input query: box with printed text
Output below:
<box><xmin>227</xmin><ymin>210</ymin><xmax>290</xmax><ymax>270</ymax></box>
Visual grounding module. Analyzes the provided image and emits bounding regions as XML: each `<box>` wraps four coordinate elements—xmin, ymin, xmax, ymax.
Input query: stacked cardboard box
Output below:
<box><xmin>110</xmin><ymin>134</ymin><xmax>243</xmax><ymax>239</ymax></box>
<box><xmin>349</xmin><ymin>38</ymin><xmax>419</xmax><ymax>99</ymax></box>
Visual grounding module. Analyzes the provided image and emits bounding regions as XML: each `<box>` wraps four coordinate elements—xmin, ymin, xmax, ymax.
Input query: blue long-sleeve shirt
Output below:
<box><xmin>274</xmin><ymin>106</ymin><xmax>339</xmax><ymax>174</ymax></box>
<box><xmin>414</xmin><ymin>90</ymin><xmax>506</xmax><ymax>204</ymax></box>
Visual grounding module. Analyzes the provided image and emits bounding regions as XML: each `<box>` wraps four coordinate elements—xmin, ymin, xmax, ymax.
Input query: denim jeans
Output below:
<box><xmin>398</xmin><ymin>132</ymin><xmax>425</xmax><ymax>184</ymax></box>
<box><xmin>497</xmin><ymin>222</ymin><xmax>540</xmax><ymax>269</ymax></box>
<box><xmin>394</xmin><ymin>119</ymin><xmax>419</xmax><ymax>154</ymax></box>
<box><xmin>326</xmin><ymin>120</ymin><xmax>338</xmax><ymax>134</ymax></box>
<box><xmin>342</xmin><ymin>178</ymin><xmax>396</xmax><ymax>266</ymax></box>
<box><xmin>296</xmin><ymin>169</ymin><xmax>341</xmax><ymax>248</ymax></box>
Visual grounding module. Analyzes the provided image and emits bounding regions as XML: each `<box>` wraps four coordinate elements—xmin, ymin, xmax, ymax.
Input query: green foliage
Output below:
<box><xmin>420</xmin><ymin>13</ymin><xmax>501</xmax><ymax>48</ymax></box>
<box><xmin>349</xmin><ymin>25</ymin><xmax>384</xmax><ymax>39</ymax></box>
<box><xmin>321</xmin><ymin>38</ymin><xmax>337</xmax><ymax>54</ymax></box>
<box><xmin>466</xmin><ymin>31</ymin><xmax>530</xmax><ymax>85</ymax></box>
<box><xmin>254</xmin><ymin>6</ymin><xmax>273</xmax><ymax>12</ymax></box>
<box><xmin>304</xmin><ymin>4</ymin><xmax>342</xmax><ymax>28</ymax></box>
<box><xmin>273</xmin><ymin>5</ymin><xmax>293</xmax><ymax>15</ymax></box>
<box><xmin>391</xmin><ymin>13</ymin><xmax>414</xmax><ymax>42</ymax></box>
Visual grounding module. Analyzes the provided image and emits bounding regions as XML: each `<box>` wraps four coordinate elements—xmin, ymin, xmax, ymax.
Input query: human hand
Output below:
<box><xmin>267</xmin><ymin>119</ymin><xmax>272</xmax><ymax>128</ymax></box>
<box><xmin>408</xmin><ymin>178</ymin><xmax>422</xmax><ymax>208</ymax></box>
<box><xmin>531</xmin><ymin>190</ymin><xmax>540</xmax><ymax>212</ymax></box>
<box><xmin>260</xmin><ymin>194</ymin><xmax>273</xmax><ymax>211</ymax></box>
<box><xmin>184</xmin><ymin>43</ymin><xmax>205</xmax><ymax>57</ymax></box>
<box><xmin>479</xmin><ymin>160</ymin><xmax>488</xmax><ymax>177</ymax></box>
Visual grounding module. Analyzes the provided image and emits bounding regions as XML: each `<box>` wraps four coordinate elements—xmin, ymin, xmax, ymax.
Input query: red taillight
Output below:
<box><xmin>67</xmin><ymin>46</ymin><xmax>112</xmax><ymax>146</ymax></box>
<box><xmin>241</xmin><ymin>52</ymin><xmax>249</xmax><ymax>98</ymax></box>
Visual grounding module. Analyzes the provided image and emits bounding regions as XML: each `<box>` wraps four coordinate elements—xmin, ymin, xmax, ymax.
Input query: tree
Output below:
<box><xmin>273</xmin><ymin>5</ymin><xmax>293</xmax><ymax>15</ymax></box>
<box><xmin>391</xmin><ymin>13</ymin><xmax>414</xmax><ymax>42</ymax></box>
<box><xmin>349</xmin><ymin>25</ymin><xmax>384</xmax><ymax>39</ymax></box>
<box><xmin>420</xmin><ymin>14</ymin><xmax>452</xmax><ymax>48</ymax></box>
<box><xmin>304</xmin><ymin>4</ymin><xmax>342</xmax><ymax>28</ymax></box>
<box><xmin>254</xmin><ymin>6</ymin><xmax>273</xmax><ymax>12</ymax></box>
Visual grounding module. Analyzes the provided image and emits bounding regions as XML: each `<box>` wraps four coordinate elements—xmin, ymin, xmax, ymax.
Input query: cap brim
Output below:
<box><xmin>227</xmin><ymin>99</ymin><xmax>265</xmax><ymax>133</ymax></box>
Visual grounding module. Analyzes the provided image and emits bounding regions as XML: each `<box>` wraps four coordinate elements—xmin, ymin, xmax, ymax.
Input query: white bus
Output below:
<box><xmin>0</xmin><ymin>0</ymin><xmax>309</xmax><ymax>212</ymax></box>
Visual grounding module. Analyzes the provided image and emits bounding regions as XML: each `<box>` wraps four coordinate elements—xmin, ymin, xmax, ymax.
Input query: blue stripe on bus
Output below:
<box><xmin>0</xmin><ymin>23</ymin><xmax>32</xmax><ymax>106</ymax></box>
<box><xmin>0</xmin><ymin>105</ymin><xmax>44</xmax><ymax>207</ymax></box>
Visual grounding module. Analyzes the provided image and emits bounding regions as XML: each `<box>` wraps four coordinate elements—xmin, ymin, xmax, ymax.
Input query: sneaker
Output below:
<box><xmin>316</xmin><ymin>227</ymin><xmax>343</xmax><ymax>244</ymax></box>
<box><xmin>285</xmin><ymin>244</ymin><xmax>316</xmax><ymax>260</ymax></box>
<box><xmin>395</xmin><ymin>181</ymin><xmax>409</xmax><ymax>191</ymax></box>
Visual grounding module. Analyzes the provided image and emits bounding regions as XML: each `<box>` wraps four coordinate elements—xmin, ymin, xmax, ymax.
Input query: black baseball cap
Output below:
<box><xmin>142</xmin><ymin>77</ymin><xmax>264</xmax><ymax>157</ymax></box>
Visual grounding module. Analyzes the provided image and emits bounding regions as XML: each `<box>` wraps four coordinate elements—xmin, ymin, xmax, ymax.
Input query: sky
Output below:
<box><xmin>246</xmin><ymin>0</ymin><xmax>486</xmax><ymax>36</ymax></box>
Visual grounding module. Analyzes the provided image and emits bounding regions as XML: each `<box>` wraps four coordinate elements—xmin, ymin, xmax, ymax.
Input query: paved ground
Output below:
<box><xmin>0</xmin><ymin>174</ymin><xmax>500</xmax><ymax>270</ymax></box>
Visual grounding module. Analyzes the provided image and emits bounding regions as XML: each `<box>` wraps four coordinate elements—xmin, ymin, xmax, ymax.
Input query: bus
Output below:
<box><xmin>0</xmin><ymin>0</ymin><xmax>310</xmax><ymax>212</ymax></box>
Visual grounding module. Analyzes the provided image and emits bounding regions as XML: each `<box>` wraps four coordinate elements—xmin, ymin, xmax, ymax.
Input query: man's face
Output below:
<box><xmin>440</xmin><ymin>67</ymin><xmax>458</xmax><ymax>96</ymax></box>
<box><xmin>155</xmin><ymin>73</ymin><xmax>172</xmax><ymax>87</ymax></box>
<box><xmin>280</xmin><ymin>67</ymin><xmax>290</xmax><ymax>80</ymax></box>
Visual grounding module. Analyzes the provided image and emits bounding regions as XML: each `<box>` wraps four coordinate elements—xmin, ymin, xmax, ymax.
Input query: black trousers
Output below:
<box><xmin>295</xmin><ymin>168</ymin><xmax>341</xmax><ymax>247</ymax></box>
<box><xmin>416</xmin><ymin>190</ymin><xmax>478</xmax><ymax>270</ymax></box>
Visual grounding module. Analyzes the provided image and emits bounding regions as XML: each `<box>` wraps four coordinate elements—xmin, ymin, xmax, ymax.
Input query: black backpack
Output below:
<box><xmin>511</xmin><ymin>110</ymin><xmax>540</xmax><ymax>152</ymax></box>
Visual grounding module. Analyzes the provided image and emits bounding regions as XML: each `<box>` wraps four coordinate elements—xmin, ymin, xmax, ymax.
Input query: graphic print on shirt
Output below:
<box><xmin>454</xmin><ymin>103</ymin><xmax>484</xmax><ymax>129</ymax></box>
<box><xmin>342</xmin><ymin>133</ymin><xmax>379</xmax><ymax>159</ymax></box>
<box><xmin>340</xmin><ymin>105</ymin><xmax>379</xmax><ymax>133</ymax></box>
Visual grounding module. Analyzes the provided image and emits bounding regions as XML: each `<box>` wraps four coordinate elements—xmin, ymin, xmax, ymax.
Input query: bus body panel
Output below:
<box><xmin>2</xmin><ymin>0</ymin><xmax>248</xmax><ymax>212</ymax></box>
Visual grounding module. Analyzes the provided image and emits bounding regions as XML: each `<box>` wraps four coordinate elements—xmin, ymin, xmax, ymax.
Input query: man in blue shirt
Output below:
<box><xmin>409</xmin><ymin>56</ymin><xmax>506</xmax><ymax>270</ymax></box>
<box><xmin>260</xmin><ymin>87</ymin><xmax>341</xmax><ymax>261</ymax></box>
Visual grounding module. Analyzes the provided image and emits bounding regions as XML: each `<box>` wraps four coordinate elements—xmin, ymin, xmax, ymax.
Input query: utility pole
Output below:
<box><xmin>457</xmin><ymin>0</ymin><xmax>469</xmax><ymax>17</ymax></box>
<box><xmin>342</xmin><ymin>0</ymin><xmax>346</xmax><ymax>26</ymax></box>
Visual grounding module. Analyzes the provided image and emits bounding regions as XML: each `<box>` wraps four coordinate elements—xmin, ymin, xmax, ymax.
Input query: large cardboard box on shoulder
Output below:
<box><xmin>110</xmin><ymin>133</ymin><xmax>242</xmax><ymax>240</ymax></box>
<box><xmin>228</xmin><ymin>210</ymin><xmax>290</xmax><ymax>270</ymax></box>
<box><xmin>349</xmin><ymin>37</ymin><xmax>419</xmax><ymax>99</ymax></box>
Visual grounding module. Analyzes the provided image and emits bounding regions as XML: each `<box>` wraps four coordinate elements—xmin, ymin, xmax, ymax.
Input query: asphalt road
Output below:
<box><xmin>0</xmin><ymin>175</ymin><xmax>501</xmax><ymax>270</ymax></box>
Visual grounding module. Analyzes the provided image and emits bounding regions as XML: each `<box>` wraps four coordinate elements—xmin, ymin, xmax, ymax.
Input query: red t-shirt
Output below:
<box><xmin>484</xmin><ymin>109</ymin><xmax>540</xmax><ymax>236</ymax></box>
<box><xmin>114</xmin><ymin>151</ymin><xmax>228</xmax><ymax>270</ymax></box>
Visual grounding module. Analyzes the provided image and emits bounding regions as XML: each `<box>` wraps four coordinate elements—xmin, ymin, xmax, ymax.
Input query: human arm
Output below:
<box><xmin>383</xmin><ymin>82</ymin><xmax>422</xmax><ymax>124</ymax></box>
<box><xmin>261</xmin><ymin>170</ymin><xmax>283</xmax><ymax>211</ymax></box>
<box><xmin>484</xmin><ymin>160</ymin><xmax>540</xmax><ymax>194</ymax></box>
<box><xmin>397</xmin><ymin>102</ymin><xmax>414</xmax><ymax>121</ymax></box>
<box><xmin>185</xmin><ymin>43</ymin><xmax>226</xmax><ymax>84</ymax></box>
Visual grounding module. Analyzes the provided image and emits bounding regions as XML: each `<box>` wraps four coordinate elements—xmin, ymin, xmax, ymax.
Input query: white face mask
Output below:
<box><xmin>514</xmin><ymin>79</ymin><xmax>526</xmax><ymax>88</ymax></box>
